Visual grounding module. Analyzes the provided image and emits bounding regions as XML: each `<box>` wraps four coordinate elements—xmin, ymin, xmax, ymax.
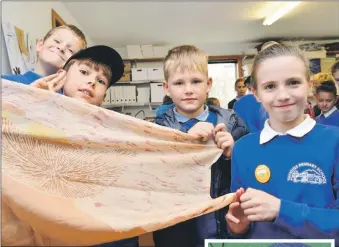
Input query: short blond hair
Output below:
<box><xmin>163</xmin><ymin>45</ymin><xmax>208</xmax><ymax>81</ymax></box>
<box><xmin>43</xmin><ymin>25</ymin><xmax>87</xmax><ymax>50</ymax></box>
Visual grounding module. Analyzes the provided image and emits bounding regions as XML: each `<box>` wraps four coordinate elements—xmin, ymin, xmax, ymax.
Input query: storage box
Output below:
<box><xmin>150</xmin><ymin>82</ymin><xmax>165</xmax><ymax>103</ymax></box>
<box><xmin>153</xmin><ymin>46</ymin><xmax>169</xmax><ymax>57</ymax></box>
<box><xmin>141</xmin><ymin>45</ymin><xmax>153</xmax><ymax>58</ymax></box>
<box><xmin>126</xmin><ymin>45</ymin><xmax>143</xmax><ymax>59</ymax></box>
<box><xmin>147</xmin><ymin>68</ymin><xmax>164</xmax><ymax>81</ymax></box>
<box><xmin>137</xmin><ymin>86</ymin><xmax>150</xmax><ymax>103</ymax></box>
<box><xmin>132</xmin><ymin>68</ymin><xmax>148</xmax><ymax>81</ymax></box>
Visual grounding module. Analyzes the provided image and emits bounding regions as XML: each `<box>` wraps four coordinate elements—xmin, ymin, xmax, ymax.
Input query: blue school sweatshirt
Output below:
<box><xmin>229</xmin><ymin>116</ymin><xmax>339</xmax><ymax>242</ymax></box>
<box><xmin>233</xmin><ymin>94</ymin><xmax>268</xmax><ymax>133</ymax></box>
<box><xmin>2</xmin><ymin>71</ymin><xmax>42</xmax><ymax>84</ymax></box>
<box><xmin>316</xmin><ymin>107</ymin><xmax>339</xmax><ymax>127</ymax></box>
<box><xmin>2</xmin><ymin>71</ymin><xmax>63</xmax><ymax>94</ymax></box>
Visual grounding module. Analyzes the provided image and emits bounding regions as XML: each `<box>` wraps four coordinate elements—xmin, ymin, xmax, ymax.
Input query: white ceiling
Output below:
<box><xmin>64</xmin><ymin>1</ymin><xmax>339</xmax><ymax>49</ymax></box>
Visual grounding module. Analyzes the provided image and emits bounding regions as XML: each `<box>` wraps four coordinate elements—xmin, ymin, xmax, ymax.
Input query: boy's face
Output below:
<box><xmin>316</xmin><ymin>91</ymin><xmax>337</xmax><ymax>113</ymax></box>
<box><xmin>36</xmin><ymin>28</ymin><xmax>83</xmax><ymax>71</ymax></box>
<box><xmin>235</xmin><ymin>80</ymin><xmax>247</xmax><ymax>97</ymax></box>
<box><xmin>63</xmin><ymin>61</ymin><xmax>109</xmax><ymax>106</ymax></box>
<box><xmin>254</xmin><ymin>56</ymin><xmax>309</xmax><ymax>129</ymax></box>
<box><xmin>163</xmin><ymin>69</ymin><xmax>212</xmax><ymax>118</ymax></box>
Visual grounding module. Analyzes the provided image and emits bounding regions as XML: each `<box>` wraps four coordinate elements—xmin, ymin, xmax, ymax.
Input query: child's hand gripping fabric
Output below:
<box><xmin>226</xmin><ymin>188</ymin><xmax>250</xmax><ymax>234</ymax></box>
<box><xmin>31</xmin><ymin>70</ymin><xmax>66</xmax><ymax>92</ymax></box>
<box><xmin>226</xmin><ymin>187</ymin><xmax>281</xmax><ymax>234</ymax></box>
<box><xmin>188</xmin><ymin>122</ymin><xmax>234</xmax><ymax>158</ymax></box>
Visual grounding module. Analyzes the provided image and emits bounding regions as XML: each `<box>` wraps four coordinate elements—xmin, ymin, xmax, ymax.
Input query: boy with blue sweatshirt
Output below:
<box><xmin>2</xmin><ymin>25</ymin><xmax>87</xmax><ymax>86</ymax></box>
<box><xmin>226</xmin><ymin>44</ymin><xmax>339</xmax><ymax>243</ymax></box>
<box><xmin>233</xmin><ymin>76</ymin><xmax>268</xmax><ymax>133</ymax></box>
<box><xmin>153</xmin><ymin>45</ymin><xmax>248</xmax><ymax>247</ymax></box>
<box><xmin>315</xmin><ymin>80</ymin><xmax>339</xmax><ymax>127</ymax></box>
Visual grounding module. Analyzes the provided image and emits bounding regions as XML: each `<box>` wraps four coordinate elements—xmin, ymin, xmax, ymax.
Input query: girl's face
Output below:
<box><xmin>254</xmin><ymin>56</ymin><xmax>310</xmax><ymax>132</ymax></box>
<box><xmin>333</xmin><ymin>69</ymin><xmax>339</xmax><ymax>88</ymax></box>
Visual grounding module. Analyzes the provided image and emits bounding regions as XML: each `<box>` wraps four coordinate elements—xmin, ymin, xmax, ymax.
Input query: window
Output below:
<box><xmin>208</xmin><ymin>61</ymin><xmax>238</xmax><ymax>109</ymax></box>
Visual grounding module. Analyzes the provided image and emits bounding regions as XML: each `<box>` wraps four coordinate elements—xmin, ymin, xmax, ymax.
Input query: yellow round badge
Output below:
<box><xmin>255</xmin><ymin>165</ymin><xmax>271</xmax><ymax>183</ymax></box>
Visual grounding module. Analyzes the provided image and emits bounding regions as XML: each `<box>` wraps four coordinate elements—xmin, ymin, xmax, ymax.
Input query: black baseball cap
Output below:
<box><xmin>63</xmin><ymin>45</ymin><xmax>124</xmax><ymax>86</ymax></box>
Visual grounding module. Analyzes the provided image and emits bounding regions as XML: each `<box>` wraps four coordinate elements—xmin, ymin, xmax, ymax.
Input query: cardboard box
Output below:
<box><xmin>150</xmin><ymin>82</ymin><xmax>165</xmax><ymax>103</ymax></box>
<box><xmin>124</xmin><ymin>62</ymin><xmax>132</xmax><ymax>72</ymax></box>
<box><xmin>132</xmin><ymin>68</ymin><xmax>148</xmax><ymax>81</ymax></box>
<box><xmin>147</xmin><ymin>68</ymin><xmax>164</xmax><ymax>81</ymax></box>
<box><xmin>127</xmin><ymin>45</ymin><xmax>143</xmax><ymax>58</ymax></box>
<box><xmin>119</xmin><ymin>72</ymin><xmax>131</xmax><ymax>82</ymax></box>
<box><xmin>141</xmin><ymin>45</ymin><xmax>153</xmax><ymax>58</ymax></box>
<box><xmin>153</xmin><ymin>46</ymin><xmax>169</xmax><ymax>57</ymax></box>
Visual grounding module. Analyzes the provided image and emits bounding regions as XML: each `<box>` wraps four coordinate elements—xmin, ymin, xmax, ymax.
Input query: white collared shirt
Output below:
<box><xmin>322</xmin><ymin>106</ymin><xmax>337</xmax><ymax>118</ymax></box>
<box><xmin>260</xmin><ymin>115</ymin><xmax>316</xmax><ymax>145</ymax></box>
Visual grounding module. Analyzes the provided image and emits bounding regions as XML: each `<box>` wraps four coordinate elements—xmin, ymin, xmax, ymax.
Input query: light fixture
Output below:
<box><xmin>263</xmin><ymin>2</ymin><xmax>301</xmax><ymax>26</ymax></box>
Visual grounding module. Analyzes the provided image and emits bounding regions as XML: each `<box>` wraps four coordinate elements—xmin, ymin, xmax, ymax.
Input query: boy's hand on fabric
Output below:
<box><xmin>214</xmin><ymin>123</ymin><xmax>234</xmax><ymax>157</ymax></box>
<box><xmin>240</xmin><ymin>188</ymin><xmax>281</xmax><ymax>221</ymax></box>
<box><xmin>226</xmin><ymin>188</ymin><xmax>250</xmax><ymax>234</ymax></box>
<box><xmin>31</xmin><ymin>70</ymin><xmax>66</xmax><ymax>92</ymax></box>
<box><xmin>187</xmin><ymin>122</ymin><xmax>214</xmax><ymax>142</ymax></box>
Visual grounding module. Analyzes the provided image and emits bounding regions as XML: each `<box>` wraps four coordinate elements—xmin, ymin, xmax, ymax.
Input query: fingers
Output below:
<box><xmin>213</xmin><ymin>123</ymin><xmax>226</xmax><ymax>135</ymax></box>
<box><xmin>215</xmin><ymin>132</ymin><xmax>233</xmax><ymax>149</ymax></box>
<box><xmin>226</xmin><ymin>212</ymin><xmax>240</xmax><ymax>224</ymax></box>
<box><xmin>47</xmin><ymin>71</ymin><xmax>66</xmax><ymax>91</ymax></box>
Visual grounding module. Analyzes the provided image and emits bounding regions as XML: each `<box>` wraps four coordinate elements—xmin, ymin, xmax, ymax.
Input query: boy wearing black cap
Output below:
<box><xmin>31</xmin><ymin>45</ymin><xmax>139</xmax><ymax>247</ymax></box>
<box><xmin>32</xmin><ymin>45</ymin><xmax>124</xmax><ymax>107</ymax></box>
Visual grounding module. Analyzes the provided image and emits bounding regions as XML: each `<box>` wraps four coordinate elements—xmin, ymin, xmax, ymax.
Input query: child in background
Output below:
<box><xmin>332</xmin><ymin>60</ymin><xmax>339</xmax><ymax>88</ymax></box>
<box><xmin>228</xmin><ymin>78</ymin><xmax>246</xmax><ymax>109</ymax></box>
<box><xmin>153</xmin><ymin>45</ymin><xmax>248</xmax><ymax>247</ymax></box>
<box><xmin>313</xmin><ymin>71</ymin><xmax>339</xmax><ymax>117</ymax></box>
<box><xmin>233</xmin><ymin>76</ymin><xmax>268</xmax><ymax>133</ymax></box>
<box><xmin>226</xmin><ymin>43</ymin><xmax>339</xmax><ymax>242</ymax></box>
<box><xmin>206</xmin><ymin>97</ymin><xmax>221</xmax><ymax>106</ymax></box>
<box><xmin>2</xmin><ymin>25</ymin><xmax>87</xmax><ymax>86</ymax></box>
<box><xmin>315</xmin><ymin>79</ymin><xmax>339</xmax><ymax>127</ymax></box>
<box><xmin>32</xmin><ymin>45</ymin><xmax>137</xmax><ymax>247</ymax></box>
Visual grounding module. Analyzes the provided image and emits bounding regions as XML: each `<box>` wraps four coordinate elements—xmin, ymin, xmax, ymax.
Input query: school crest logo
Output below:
<box><xmin>287</xmin><ymin>162</ymin><xmax>326</xmax><ymax>185</ymax></box>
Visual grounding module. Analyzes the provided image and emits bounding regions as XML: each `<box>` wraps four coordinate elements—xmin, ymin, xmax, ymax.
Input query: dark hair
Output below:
<box><xmin>163</xmin><ymin>95</ymin><xmax>173</xmax><ymax>105</ymax></box>
<box><xmin>244</xmin><ymin>76</ymin><xmax>251</xmax><ymax>86</ymax></box>
<box><xmin>206</xmin><ymin>97</ymin><xmax>220</xmax><ymax>106</ymax></box>
<box><xmin>316</xmin><ymin>80</ymin><xmax>337</xmax><ymax>96</ymax></box>
<box><xmin>235</xmin><ymin>77</ymin><xmax>244</xmax><ymax>87</ymax></box>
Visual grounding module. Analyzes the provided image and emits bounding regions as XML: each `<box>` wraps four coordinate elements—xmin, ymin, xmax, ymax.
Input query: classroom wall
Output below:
<box><xmin>1</xmin><ymin>1</ymin><xmax>94</xmax><ymax>75</ymax></box>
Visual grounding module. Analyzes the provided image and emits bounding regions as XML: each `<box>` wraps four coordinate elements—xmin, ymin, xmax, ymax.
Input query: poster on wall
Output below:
<box><xmin>2</xmin><ymin>22</ymin><xmax>37</xmax><ymax>75</ymax></box>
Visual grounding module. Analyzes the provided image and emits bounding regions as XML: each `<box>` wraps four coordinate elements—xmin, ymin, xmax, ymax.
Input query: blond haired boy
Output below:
<box><xmin>153</xmin><ymin>45</ymin><xmax>248</xmax><ymax>247</ymax></box>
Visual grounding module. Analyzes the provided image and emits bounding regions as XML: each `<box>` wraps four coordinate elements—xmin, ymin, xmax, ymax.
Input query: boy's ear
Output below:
<box><xmin>163</xmin><ymin>81</ymin><xmax>171</xmax><ymax>97</ymax></box>
<box><xmin>36</xmin><ymin>39</ymin><xmax>45</xmax><ymax>53</ymax></box>
<box><xmin>206</xmin><ymin>77</ymin><xmax>213</xmax><ymax>93</ymax></box>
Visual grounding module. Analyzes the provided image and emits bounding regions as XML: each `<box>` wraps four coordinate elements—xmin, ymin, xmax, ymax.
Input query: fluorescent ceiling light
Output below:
<box><xmin>263</xmin><ymin>2</ymin><xmax>301</xmax><ymax>26</ymax></box>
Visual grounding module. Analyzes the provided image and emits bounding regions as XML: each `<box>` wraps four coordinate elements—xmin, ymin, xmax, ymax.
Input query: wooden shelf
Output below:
<box><xmin>123</xmin><ymin>54</ymin><xmax>256</xmax><ymax>63</ymax></box>
<box><xmin>123</xmin><ymin>58</ymin><xmax>164</xmax><ymax>62</ymax></box>
<box><xmin>326</xmin><ymin>51</ymin><xmax>339</xmax><ymax>55</ymax></box>
<box><xmin>116</xmin><ymin>80</ymin><xmax>163</xmax><ymax>85</ymax></box>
